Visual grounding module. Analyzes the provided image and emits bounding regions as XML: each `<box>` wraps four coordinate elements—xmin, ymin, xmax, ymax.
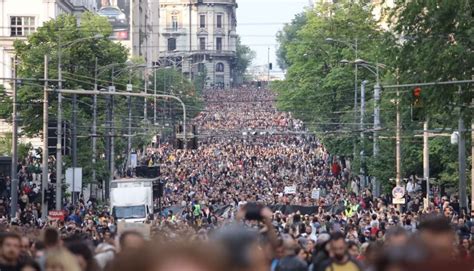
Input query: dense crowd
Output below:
<box><xmin>0</xmin><ymin>87</ymin><xmax>473</xmax><ymax>271</ymax></box>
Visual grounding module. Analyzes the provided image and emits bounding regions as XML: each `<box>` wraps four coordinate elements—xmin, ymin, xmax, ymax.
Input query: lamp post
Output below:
<box><xmin>341</xmin><ymin>58</ymin><xmax>385</xmax><ymax>193</ymax></box>
<box><xmin>326</xmin><ymin>38</ymin><xmax>358</xmax><ymax>168</ymax></box>
<box><xmin>56</xmin><ymin>34</ymin><xmax>103</xmax><ymax>210</ymax></box>
<box><xmin>353</xmin><ymin>59</ymin><xmax>383</xmax><ymax>158</ymax></box>
<box><xmin>360</xmin><ymin>80</ymin><xmax>367</xmax><ymax>184</ymax></box>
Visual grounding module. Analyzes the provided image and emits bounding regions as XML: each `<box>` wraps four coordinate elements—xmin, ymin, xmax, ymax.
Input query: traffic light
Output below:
<box><xmin>269</xmin><ymin>63</ymin><xmax>273</xmax><ymax>70</ymax></box>
<box><xmin>411</xmin><ymin>87</ymin><xmax>424</xmax><ymax>121</ymax></box>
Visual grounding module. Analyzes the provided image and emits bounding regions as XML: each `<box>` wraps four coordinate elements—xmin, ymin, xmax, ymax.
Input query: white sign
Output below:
<box><xmin>130</xmin><ymin>153</ymin><xmax>137</xmax><ymax>168</ymax></box>
<box><xmin>311</xmin><ymin>188</ymin><xmax>320</xmax><ymax>200</ymax></box>
<box><xmin>66</xmin><ymin>168</ymin><xmax>82</xmax><ymax>192</ymax></box>
<box><xmin>284</xmin><ymin>185</ymin><xmax>296</xmax><ymax>195</ymax></box>
<box><xmin>126</xmin><ymin>84</ymin><xmax>133</xmax><ymax>92</ymax></box>
<box><xmin>392</xmin><ymin>198</ymin><xmax>406</xmax><ymax>205</ymax></box>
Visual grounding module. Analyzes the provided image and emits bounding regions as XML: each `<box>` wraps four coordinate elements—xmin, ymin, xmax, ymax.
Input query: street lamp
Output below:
<box><xmin>326</xmin><ymin>37</ymin><xmax>359</xmax><ymax>166</ymax></box>
<box><xmin>55</xmin><ymin>34</ymin><xmax>103</xmax><ymax>209</ymax></box>
<box><xmin>341</xmin><ymin>59</ymin><xmax>385</xmax><ymax>156</ymax></box>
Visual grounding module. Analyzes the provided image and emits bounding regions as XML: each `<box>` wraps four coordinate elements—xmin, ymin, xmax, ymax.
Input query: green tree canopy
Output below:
<box><xmin>233</xmin><ymin>36</ymin><xmax>256</xmax><ymax>85</ymax></box>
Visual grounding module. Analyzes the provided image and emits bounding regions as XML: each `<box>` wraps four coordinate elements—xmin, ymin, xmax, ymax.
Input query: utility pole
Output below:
<box><xmin>10</xmin><ymin>57</ymin><xmax>18</xmax><ymax>219</ymax></box>
<box><xmin>144</xmin><ymin>70</ymin><xmax>148</xmax><ymax>122</ymax></box>
<box><xmin>127</xmin><ymin>77</ymin><xmax>132</xmax><ymax>170</ymax></box>
<box><xmin>267</xmin><ymin>47</ymin><xmax>270</xmax><ymax>83</ymax></box>
<box><xmin>471</xmin><ymin>100</ymin><xmax>474</xmax><ymax>216</ymax></box>
<box><xmin>395</xmin><ymin>71</ymin><xmax>401</xmax><ymax>187</ymax></box>
<box><xmin>360</xmin><ymin>80</ymin><xmax>367</xmax><ymax>186</ymax></box>
<box><xmin>423</xmin><ymin>120</ymin><xmax>430</xmax><ymax>200</ymax></box>
<box><xmin>459</xmin><ymin>112</ymin><xmax>467</xmax><ymax>210</ymax></box>
<box><xmin>42</xmin><ymin>55</ymin><xmax>49</xmax><ymax>219</ymax></box>
<box><xmin>373</xmin><ymin>66</ymin><xmax>381</xmax><ymax>157</ymax></box>
<box><xmin>373</xmin><ymin>65</ymin><xmax>381</xmax><ymax>195</ymax></box>
<box><xmin>72</xmin><ymin>92</ymin><xmax>77</xmax><ymax>203</ymax></box>
<box><xmin>92</xmin><ymin>57</ymin><xmax>97</xmax><ymax>200</ymax></box>
<box><xmin>154</xmin><ymin>67</ymin><xmax>157</xmax><ymax>125</ymax></box>
<box><xmin>353</xmin><ymin>39</ymin><xmax>358</xmax><ymax>174</ymax></box>
<box><xmin>108</xmin><ymin>69</ymin><xmax>115</xmax><ymax>200</ymax></box>
<box><xmin>56</xmin><ymin>42</ymin><xmax>63</xmax><ymax>210</ymax></box>
<box><xmin>458</xmin><ymin>86</ymin><xmax>467</xmax><ymax>210</ymax></box>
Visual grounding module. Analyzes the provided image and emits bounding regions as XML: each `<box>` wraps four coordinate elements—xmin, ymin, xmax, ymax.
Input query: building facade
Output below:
<box><xmin>158</xmin><ymin>0</ymin><xmax>238</xmax><ymax>89</ymax></box>
<box><xmin>0</xmin><ymin>0</ymin><xmax>98</xmax><ymax>144</ymax></box>
<box><xmin>0</xmin><ymin>0</ymin><xmax>98</xmax><ymax>93</ymax></box>
<box><xmin>94</xmin><ymin>0</ymin><xmax>155</xmax><ymax>67</ymax></box>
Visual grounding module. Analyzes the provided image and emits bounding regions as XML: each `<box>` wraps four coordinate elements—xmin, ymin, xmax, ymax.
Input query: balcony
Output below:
<box><xmin>160</xmin><ymin>0</ymin><xmax>237</xmax><ymax>5</ymax></box>
<box><xmin>191</xmin><ymin>50</ymin><xmax>236</xmax><ymax>58</ymax></box>
<box><xmin>161</xmin><ymin>28</ymin><xmax>187</xmax><ymax>35</ymax></box>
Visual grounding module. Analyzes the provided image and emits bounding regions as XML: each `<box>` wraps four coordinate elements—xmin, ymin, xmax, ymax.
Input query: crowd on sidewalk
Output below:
<box><xmin>0</xmin><ymin>87</ymin><xmax>473</xmax><ymax>271</ymax></box>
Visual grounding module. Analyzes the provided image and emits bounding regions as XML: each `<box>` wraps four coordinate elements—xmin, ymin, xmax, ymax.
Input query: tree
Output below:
<box><xmin>233</xmin><ymin>36</ymin><xmax>256</xmax><ymax>85</ymax></box>
<box><xmin>274</xmin><ymin>1</ymin><xmax>384</xmax><ymax>163</ymax></box>
<box><xmin>376</xmin><ymin>0</ymin><xmax>474</xmax><ymax>191</ymax></box>
<box><xmin>276</xmin><ymin>12</ymin><xmax>308</xmax><ymax>70</ymax></box>
<box><xmin>0</xmin><ymin>132</ymin><xmax>32</xmax><ymax>161</ymax></box>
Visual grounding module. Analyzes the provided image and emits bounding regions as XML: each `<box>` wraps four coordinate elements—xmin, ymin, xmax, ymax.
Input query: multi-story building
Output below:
<box><xmin>157</xmin><ymin>0</ymin><xmax>238</xmax><ymax>89</ymax></box>
<box><xmin>0</xmin><ymin>0</ymin><xmax>97</xmax><ymax>93</ymax></box>
<box><xmin>95</xmin><ymin>0</ymin><xmax>155</xmax><ymax>67</ymax></box>
<box><xmin>0</xmin><ymin>0</ymin><xmax>98</xmax><ymax>144</ymax></box>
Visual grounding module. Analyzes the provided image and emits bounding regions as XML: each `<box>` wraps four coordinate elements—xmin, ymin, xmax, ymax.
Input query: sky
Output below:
<box><xmin>237</xmin><ymin>0</ymin><xmax>309</xmax><ymax>71</ymax></box>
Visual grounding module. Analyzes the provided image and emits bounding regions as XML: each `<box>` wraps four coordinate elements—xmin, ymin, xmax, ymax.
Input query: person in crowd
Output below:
<box><xmin>38</xmin><ymin>228</ymin><xmax>62</xmax><ymax>270</ymax></box>
<box><xmin>0</xmin><ymin>232</ymin><xmax>22</xmax><ymax>271</ymax></box>
<box><xmin>275</xmin><ymin>234</ymin><xmax>307</xmax><ymax>271</ymax></box>
<box><xmin>94</xmin><ymin>231</ymin><xmax>115</xmax><ymax>270</ymax></box>
<box><xmin>19</xmin><ymin>259</ymin><xmax>41</xmax><ymax>271</ymax></box>
<box><xmin>322</xmin><ymin>232</ymin><xmax>363</xmax><ymax>271</ymax></box>
<box><xmin>384</xmin><ymin>226</ymin><xmax>408</xmax><ymax>247</ymax></box>
<box><xmin>45</xmin><ymin>249</ymin><xmax>81</xmax><ymax>271</ymax></box>
<box><xmin>118</xmin><ymin>231</ymin><xmax>145</xmax><ymax>252</ymax></box>
<box><xmin>418</xmin><ymin>214</ymin><xmax>456</xmax><ymax>260</ymax></box>
<box><xmin>65</xmin><ymin>241</ymin><xmax>100</xmax><ymax>271</ymax></box>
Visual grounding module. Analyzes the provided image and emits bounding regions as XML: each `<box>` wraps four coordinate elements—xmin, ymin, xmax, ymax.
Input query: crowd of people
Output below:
<box><xmin>0</xmin><ymin>87</ymin><xmax>473</xmax><ymax>271</ymax></box>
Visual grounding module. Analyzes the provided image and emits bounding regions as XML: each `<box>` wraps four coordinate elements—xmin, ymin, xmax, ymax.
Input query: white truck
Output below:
<box><xmin>110</xmin><ymin>177</ymin><xmax>157</xmax><ymax>223</ymax></box>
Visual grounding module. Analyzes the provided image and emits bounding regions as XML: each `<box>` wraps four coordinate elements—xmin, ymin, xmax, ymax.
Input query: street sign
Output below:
<box><xmin>392</xmin><ymin>186</ymin><xmax>405</xmax><ymax>199</ymax></box>
<box><xmin>392</xmin><ymin>198</ymin><xmax>406</xmax><ymax>205</ymax></box>
<box><xmin>126</xmin><ymin>84</ymin><xmax>133</xmax><ymax>92</ymax></box>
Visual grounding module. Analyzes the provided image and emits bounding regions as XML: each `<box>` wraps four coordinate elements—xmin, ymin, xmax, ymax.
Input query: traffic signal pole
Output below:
<box><xmin>423</xmin><ymin>120</ymin><xmax>430</xmax><ymax>200</ymax></box>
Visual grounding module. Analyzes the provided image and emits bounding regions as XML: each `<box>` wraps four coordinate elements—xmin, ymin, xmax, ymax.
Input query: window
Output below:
<box><xmin>216</xmin><ymin>14</ymin><xmax>222</xmax><ymax>28</ymax></box>
<box><xmin>216</xmin><ymin>37</ymin><xmax>222</xmax><ymax>51</ymax></box>
<box><xmin>199</xmin><ymin>38</ymin><xmax>206</xmax><ymax>50</ymax></box>
<box><xmin>216</xmin><ymin>62</ymin><xmax>224</xmax><ymax>72</ymax></box>
<box><xmin>200</xmin><ymin>14</ymin><xmax>206</xmax><ymax>28</ymax></box>
<box><xmin>10</xmin><ymin>16</ymin><xmax>35</xmax><ymax>37</ymax></box>
<box><xmin>168</xmin><ymin>38</ymin><xmax>176</xmax><ymax>51</ymax></box>
<box><xmin>171</xmin><ymin>16</ymin><xmax>178</xmax><ymax>30</ymax></box>
<box><xmin>198</xmin><ymin>63</ymin><xmax>205</xmax><ymax>73</ymax></box>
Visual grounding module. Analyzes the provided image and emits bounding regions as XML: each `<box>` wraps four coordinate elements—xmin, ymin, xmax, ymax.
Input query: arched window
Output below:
<box><xmin>216</xmin><ymin>62</ymin><xmax>224</xmax><ymax>72</ymax></box>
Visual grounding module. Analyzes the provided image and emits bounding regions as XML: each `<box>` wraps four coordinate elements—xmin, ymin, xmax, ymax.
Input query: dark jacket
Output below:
<box><xmin>276</xmin><ymin>255</ymin><xmax>308</xmax><ymax>271</ymax></box>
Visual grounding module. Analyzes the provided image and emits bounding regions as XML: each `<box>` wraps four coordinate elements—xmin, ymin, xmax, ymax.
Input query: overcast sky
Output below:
<box><xmin>237</xmin><ymin>0</ymin><xmax>309</xmax><ymax>70</ymax></box>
